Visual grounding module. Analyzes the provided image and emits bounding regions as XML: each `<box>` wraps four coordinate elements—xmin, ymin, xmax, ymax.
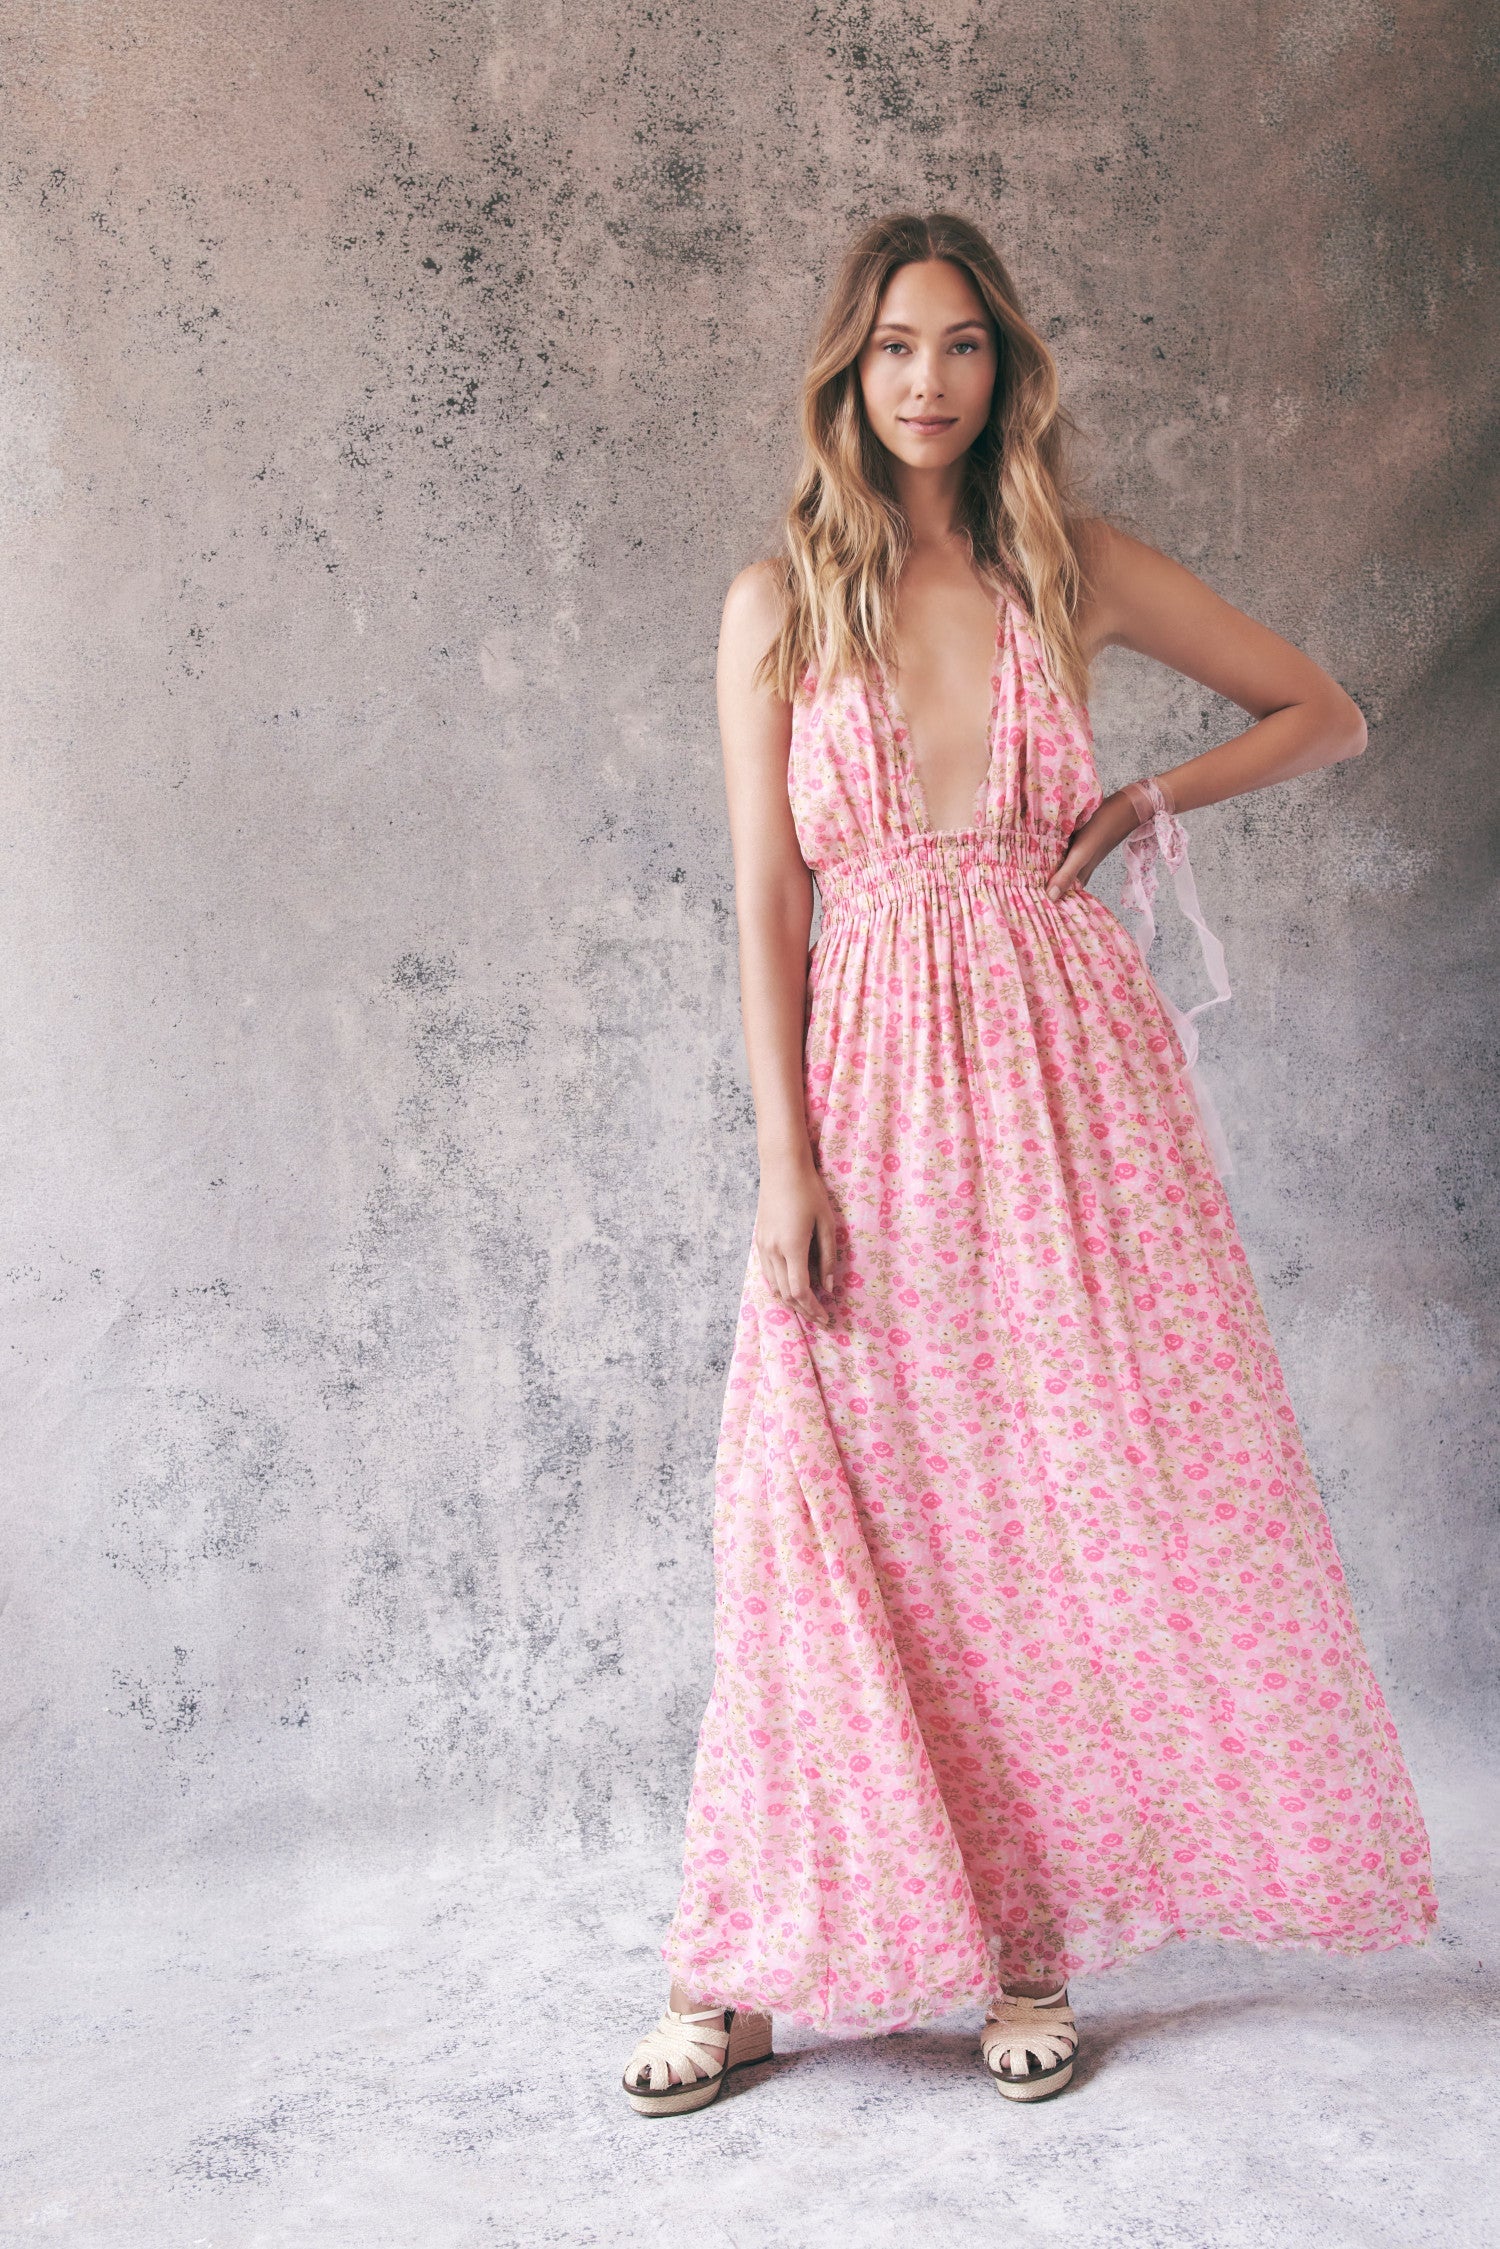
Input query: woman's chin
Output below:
<box><xmin>879</xmin><ymin>432</ymin><xmax>975</xmax><ymax>471</ymax></box>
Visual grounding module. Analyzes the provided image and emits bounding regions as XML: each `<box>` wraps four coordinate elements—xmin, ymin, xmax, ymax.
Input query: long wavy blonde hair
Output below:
<box><xmin>760</xmin><ymin>210</ymin><xmax>1096</xmax><ymax>708</ymax></box>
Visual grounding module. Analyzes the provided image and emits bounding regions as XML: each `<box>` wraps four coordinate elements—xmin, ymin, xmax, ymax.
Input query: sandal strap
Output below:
<box><xmin>625</xmin><ymin>2006</ymin><xmax>731</xmax><ymax>2094</ymax></box>
<box><xmin>982</xmin><ymin>1989</ymin><xmax>1078</xmax><ymax>2077</ymax></box>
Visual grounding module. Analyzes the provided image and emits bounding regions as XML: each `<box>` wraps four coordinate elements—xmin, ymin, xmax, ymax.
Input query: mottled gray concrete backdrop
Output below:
<box><xmin>1</xmin><ymin>0</ymin><xmax>1494</xmax><ymax>1904</ymax></box>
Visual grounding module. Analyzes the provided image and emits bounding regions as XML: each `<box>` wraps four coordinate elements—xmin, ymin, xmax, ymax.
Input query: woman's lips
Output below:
<box><xmin>899</xmin><ymin>416</ymin><xmax>959</xmax><ymax>433</ymax></box>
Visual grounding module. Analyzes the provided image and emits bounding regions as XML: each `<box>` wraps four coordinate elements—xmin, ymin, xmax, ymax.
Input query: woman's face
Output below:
<box><xmin>857</xmin><ymin>257</ymin><xmax>998</xmax><ymax>472</ymax></box>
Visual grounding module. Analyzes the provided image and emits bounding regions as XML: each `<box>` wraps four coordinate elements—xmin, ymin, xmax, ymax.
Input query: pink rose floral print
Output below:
<box><xmin>662</xmin><ymin>591</ymin><xmax>1436</xmax><ymax>2035</ymax></box>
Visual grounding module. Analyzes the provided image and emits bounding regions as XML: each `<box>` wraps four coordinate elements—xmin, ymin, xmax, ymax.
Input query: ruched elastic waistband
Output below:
<box><xmin>815</xmin><ymin>828</ymin><xmax>1064</xmax><ymax>915</ymax></box>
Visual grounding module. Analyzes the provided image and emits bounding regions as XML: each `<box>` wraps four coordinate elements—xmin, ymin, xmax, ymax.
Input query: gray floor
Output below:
<box><xmin>3</xmin><ymin>1743</ymin><xmax>1495</xmax><ymax>2249</ymax></box>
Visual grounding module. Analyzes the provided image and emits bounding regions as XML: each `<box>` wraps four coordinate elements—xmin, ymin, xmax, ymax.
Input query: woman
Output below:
<box><xmin>622</xmin><ymin>211</ymin><xmax>1436</xmax><ymax>2113</ymax></box>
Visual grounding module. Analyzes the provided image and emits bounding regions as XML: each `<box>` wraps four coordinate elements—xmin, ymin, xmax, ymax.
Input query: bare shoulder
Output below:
<box><xmin>718</xmin><ymin>558</ymin><xmax>790</xmax><ymax>693</ymax></box>
<box><xmin>721</xmin><ymin>558</ymin><xmax>787</xmax><ymax>642</ymax></box>
<box><xmin>1072</xmin><ymin>516</ymin><xmax>1189</xmax><ymax>655</ymax></box>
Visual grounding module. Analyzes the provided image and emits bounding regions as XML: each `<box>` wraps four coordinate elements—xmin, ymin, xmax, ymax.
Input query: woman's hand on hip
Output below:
<box><xmin>1045</xmin><ymin>789</ymin><xmax>1142</xmax><ymax>903</ymax></box>
<box><xmin>755</xmin><ymin>1157</ymin><xmax>839</xmax><ymax>1328</ymax></box>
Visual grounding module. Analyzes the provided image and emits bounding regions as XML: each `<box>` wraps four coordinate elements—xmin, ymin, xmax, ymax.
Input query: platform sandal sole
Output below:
<box><xmin>622</xmin><ymin>2007</ymin><xmax>774</xmax><ymax>2117</ymax></box>
<box><xmin>990</xmin><ymin>2052</ymin><xmax>1075</xmax><ymax>2102</ymax></box>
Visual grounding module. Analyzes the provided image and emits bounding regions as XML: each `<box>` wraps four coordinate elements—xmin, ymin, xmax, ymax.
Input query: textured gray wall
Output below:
<box><xmin>1</xmin><ymin>1</ymin><xmax>1493</xmax><ymax>1902</ymax></box>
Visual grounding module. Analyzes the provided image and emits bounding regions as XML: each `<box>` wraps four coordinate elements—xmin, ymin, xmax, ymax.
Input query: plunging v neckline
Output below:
<box><xmin>873</xmin><ymin>591</ymin><xmax>1009</xmax><ymax>839</ymax></box>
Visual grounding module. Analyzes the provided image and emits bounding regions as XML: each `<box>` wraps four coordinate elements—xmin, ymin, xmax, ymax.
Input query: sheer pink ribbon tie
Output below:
<box><xmin>1119</xmin><ymin>793</ymin><xmax>1234</xmax><ymax>1178</ymax></box>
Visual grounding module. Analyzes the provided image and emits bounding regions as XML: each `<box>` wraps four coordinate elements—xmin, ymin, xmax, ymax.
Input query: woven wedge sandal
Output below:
<box><xmin>622</xmin><ymin>2002</ymin><xmax>773</xmax><ymax>2117</ymax></box>
<box><xmin>981</xmin><ymin>1986</ymin><xmax>1078</xmax><ymax>2102</ymax></box>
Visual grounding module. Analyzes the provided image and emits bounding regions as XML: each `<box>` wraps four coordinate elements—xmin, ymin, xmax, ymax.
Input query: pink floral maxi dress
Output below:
<box><xmin>662</xmin><ymin>591</ymin><xmax>1436</xmax><ymax>2034</ymax></box>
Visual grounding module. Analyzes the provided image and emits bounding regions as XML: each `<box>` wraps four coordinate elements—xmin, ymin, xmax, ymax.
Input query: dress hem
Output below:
<box><xmin>661</xmin><ymin>1902</ymin><xmax>1438</xmax><ymax>2038</ymax></box>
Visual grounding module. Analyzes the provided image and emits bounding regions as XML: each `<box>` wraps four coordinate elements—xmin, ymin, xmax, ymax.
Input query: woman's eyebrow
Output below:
<box><xmin>871</xmin><ymin>318</ymin><xmax>991</xmax><ymax>335</ymax></box>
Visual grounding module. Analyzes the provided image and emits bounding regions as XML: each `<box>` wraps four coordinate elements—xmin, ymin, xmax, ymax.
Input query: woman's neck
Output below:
<box><xmin>890</xmin><ymin>458</ymin><xmax>967</xmax><ymax>554</ymax></box>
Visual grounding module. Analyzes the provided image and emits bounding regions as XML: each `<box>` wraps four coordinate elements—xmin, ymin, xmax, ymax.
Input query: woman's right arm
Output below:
<box><xmin>717</xmin><ymin>563</ymin><xmax>839</xmax><ymax>1329</ymax></box>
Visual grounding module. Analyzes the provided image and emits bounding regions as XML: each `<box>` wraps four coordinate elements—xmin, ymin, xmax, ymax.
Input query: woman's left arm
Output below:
<box><xmin>1047</xmin><ymin>520</ymin><xmax>1367</xmax><ymax>902</ymax></box>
